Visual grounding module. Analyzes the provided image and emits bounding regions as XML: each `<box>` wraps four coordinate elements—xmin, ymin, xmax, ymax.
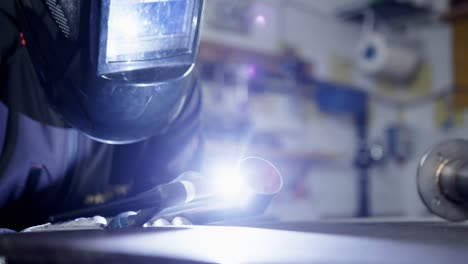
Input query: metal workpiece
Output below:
<box><xmin>4</xmin><ymin>222</ymin><xmax>468</xmax><ymax>263</ymax></box>
<box><xmin>418</xmin><ymin>139</ymin><xmax>468</xmax><ymax>221</ymax></box>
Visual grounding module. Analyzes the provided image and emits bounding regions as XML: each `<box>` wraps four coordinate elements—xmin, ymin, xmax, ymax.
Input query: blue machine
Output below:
<box><xmin>315</xmin><ymin>80</ymin><xmax>371</xmax><ymax>217</ymax></box>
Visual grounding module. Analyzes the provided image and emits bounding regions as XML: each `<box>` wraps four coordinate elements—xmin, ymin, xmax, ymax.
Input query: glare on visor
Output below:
<box><xmin>106</xmin><ymin>0</ymin><xmax>196</xmax><ymax>63</ymax></box>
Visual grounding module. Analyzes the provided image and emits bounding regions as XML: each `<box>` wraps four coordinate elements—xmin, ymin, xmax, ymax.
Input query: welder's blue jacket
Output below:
<box><xmin>0</xmin><ymin>2</ymin><xmax>201</xmax><ymax>230</ymax></box>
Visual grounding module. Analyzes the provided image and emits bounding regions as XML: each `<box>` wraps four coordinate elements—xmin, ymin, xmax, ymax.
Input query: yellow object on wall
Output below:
<box><xmin>434</xmin><ymin>97</ymin><xmax>465</xmax><ymax>129</ymax></box>
<box><xmin>454</xmin><ymin>18</ymin><xmax>468</xmax><ymax>110</ymax></box>
<box><xmin>329</xmin><ymin>52</ymin><xmax>353</xmax><ymax>85</ymax></box>
<box><xmin>376</xmin><ymin>64</ymin><xmax>432</xmax><ymax>97</ymax></box>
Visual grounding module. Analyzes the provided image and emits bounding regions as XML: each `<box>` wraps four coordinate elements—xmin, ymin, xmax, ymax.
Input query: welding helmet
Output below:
<box><xmin>15</xmin><ymin>0</ymin><xmax>203</xmax><ymax>143</ymax></box>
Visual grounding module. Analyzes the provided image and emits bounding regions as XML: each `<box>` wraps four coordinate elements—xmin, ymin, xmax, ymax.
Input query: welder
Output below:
<box><xmin>0</xmin><ymin>0</ymin><xmax>204</xmax><ymax>230</ymax></box>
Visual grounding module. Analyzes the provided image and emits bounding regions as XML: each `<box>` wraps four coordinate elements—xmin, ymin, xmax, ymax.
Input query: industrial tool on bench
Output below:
<box><xmin>50</xmin><ymin>157</ymin><xmax>283</xmax><ymax>227</ymax></box>
<box><xmin>418</xmin><ymin>139</ymin><xmax>468</xmax><ymax>221</ymax></box>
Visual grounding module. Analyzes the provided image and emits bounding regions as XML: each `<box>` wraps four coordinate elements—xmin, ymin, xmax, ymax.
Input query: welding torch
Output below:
<box><xmin>49</xmin><ymin>157</ymin><xmax>282</xmax><ymax>226</ymax></box>
<box><xmin>49</xmin><ymin>172</ymin><xmax>207</xmax><ymax>223</ymax></box>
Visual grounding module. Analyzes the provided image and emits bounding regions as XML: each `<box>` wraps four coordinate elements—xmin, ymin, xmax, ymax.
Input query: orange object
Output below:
<box><xmin>20</xmin><ymin>32</ymin><xmax>26</xmax><ymax>46</ymax></box>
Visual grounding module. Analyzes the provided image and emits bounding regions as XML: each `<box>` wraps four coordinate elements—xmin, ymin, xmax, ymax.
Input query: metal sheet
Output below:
<box><xmin>1</xmin><ymin>221</ymin><xmax>468</xmax><ymax>263</ymax></box>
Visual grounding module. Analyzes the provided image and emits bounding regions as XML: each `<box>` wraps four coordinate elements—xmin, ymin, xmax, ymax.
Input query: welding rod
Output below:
<box><xmin>49</xmin><ymin>172</ymin><xmax>207</xmax><ymax>223</ymax></box>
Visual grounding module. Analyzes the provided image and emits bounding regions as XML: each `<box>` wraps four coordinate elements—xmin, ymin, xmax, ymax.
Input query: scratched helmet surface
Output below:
<box><xmin>16</xmin><ymin>0</ymin><xmax>203</xmax><ymax>143</ymax></box>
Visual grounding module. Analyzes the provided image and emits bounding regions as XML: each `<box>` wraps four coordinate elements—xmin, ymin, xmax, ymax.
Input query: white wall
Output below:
<box><xmin>284</xmin><ymin>3</ymin><xmax>458</xmax><ymax>219</ymax></box>
<box><xmin>367</xmin><ymin>23</ymin><xmax>459</xmax><ymax>217</ymax></box>
<box><xmin>282</xmin><ymin>2</ymin><xmax>362</xmax><ymax>80</ymax></box>
<box><xmin>201</xmin><ymin>0</ymin><xmax>280</xmax><ymax>53</ymax></box>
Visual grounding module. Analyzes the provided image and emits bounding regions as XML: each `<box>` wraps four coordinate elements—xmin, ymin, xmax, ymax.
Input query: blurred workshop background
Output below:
<box><xmin>196</xmin><ymin>0</ymin><xmax>468</xmax><ymax>221</ymax></box>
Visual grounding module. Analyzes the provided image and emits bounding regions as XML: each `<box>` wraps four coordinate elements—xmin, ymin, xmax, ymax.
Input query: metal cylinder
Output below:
<box><xmin>418</xmin><ymin>139</ymin><xmax>468</xmax><ymax>221</ymax></box>
<box><xmin>438</xmin><ymin>160</ymin><xmax>468</xmax><ymax>204</ymax></box>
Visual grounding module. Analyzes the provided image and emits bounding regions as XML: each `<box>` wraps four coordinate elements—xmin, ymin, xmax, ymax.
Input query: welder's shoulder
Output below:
<box><xmin>0</xmin><ymin>0</ymin><xmax>14</xmax><ymax>14</ymax></box>
<box><xmin>0</xmin><ymin>1</ymin><xmax>19</xmax><ymax>65</ymax></box>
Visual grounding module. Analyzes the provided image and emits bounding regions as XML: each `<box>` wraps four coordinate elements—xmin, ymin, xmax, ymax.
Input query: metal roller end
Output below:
<box><xmin>418</xmin><ymin>139</ymin><xmax>468</xmax><ymax>221</ymax></box>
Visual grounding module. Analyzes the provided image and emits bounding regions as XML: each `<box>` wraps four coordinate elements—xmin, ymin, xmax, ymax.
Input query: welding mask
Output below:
<box><xmin>15</xmin><ymin>0</ymin><xmax>203</xmax><ymax>143</ymax></box>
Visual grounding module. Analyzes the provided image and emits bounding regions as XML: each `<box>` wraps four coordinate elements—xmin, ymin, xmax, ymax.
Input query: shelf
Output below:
<box><xmin>337</xmin><ymin>0</ymin><xmax>438</xmax><ymax>29</ymax></box>
<box><xmin>198</xmin><ymin>41</ymin><xmax>313</xmax><ymax>80</ymax></box>
<box><xmin>204</xmin><ymin>141</ymin><xmax>345</xmax><ymax>165</ymax></box>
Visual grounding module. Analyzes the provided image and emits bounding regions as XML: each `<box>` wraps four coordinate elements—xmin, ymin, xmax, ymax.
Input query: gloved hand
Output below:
<box><xmin>107</xmin><ymin>211</ymin><xmax>193</xmax><ymax>229</ymax></box>
<box><xmin>145</xmin><ymin>216</ymin><xmax>193</xmax><ymax>227</ymax></box>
